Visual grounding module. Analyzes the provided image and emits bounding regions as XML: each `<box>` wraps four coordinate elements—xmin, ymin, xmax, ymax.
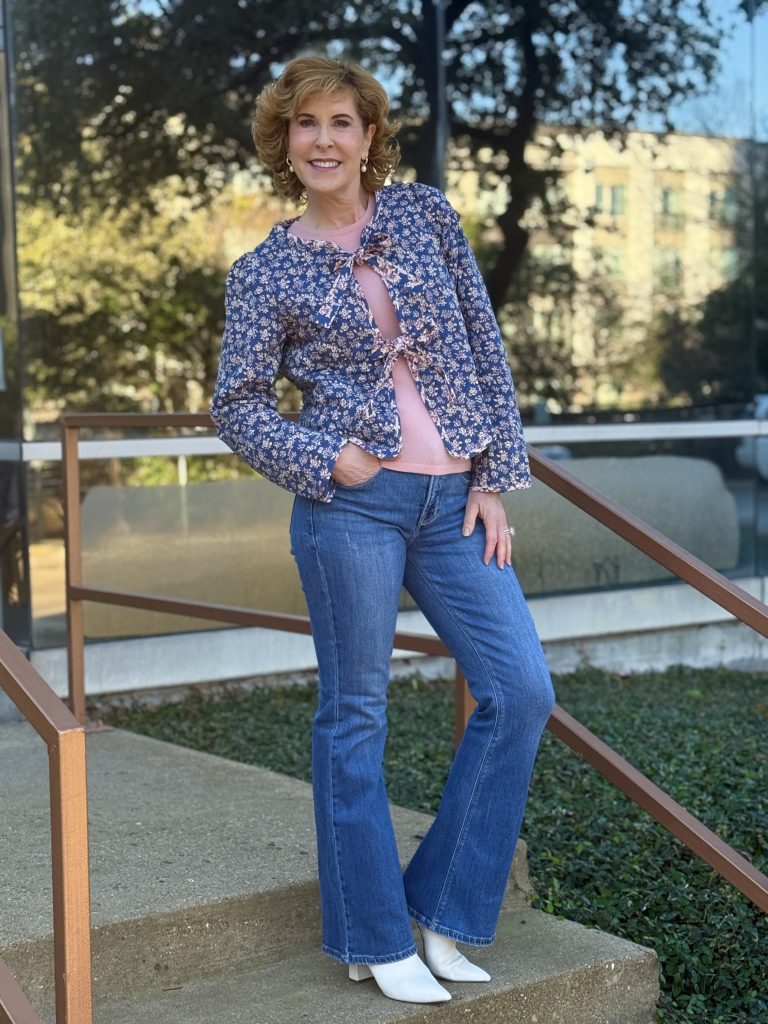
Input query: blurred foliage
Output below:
<box><xmin>0</xmin><ymin>316</ymin><xmax>20</xmax><ymax>436</ymax></box>
<box><xmin>16</xmin><ymin>182</ymin><xmax>227</xmax><ymax>415</ymax></box>
<box><xmin>104</xmin><ymin>664</ymin><xmax>768</xmax><ymax>1022</ymax></box>
<box><xmin>119</xmin><ymin>454</ymin><xmax>251</xmax><ymax>487</ymax></box>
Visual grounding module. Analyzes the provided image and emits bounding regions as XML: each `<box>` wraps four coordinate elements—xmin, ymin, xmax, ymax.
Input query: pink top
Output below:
<box><xmin>288</xmin><ymin>194</ymin><xmax>471</xmax><ymax>475</ymax></box>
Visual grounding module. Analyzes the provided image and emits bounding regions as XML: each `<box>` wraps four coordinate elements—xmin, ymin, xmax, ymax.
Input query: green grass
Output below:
<box><xmin>103</xmin><ymin>665</ymin><xmax>768</xmax><ymax>1024</ymax></box>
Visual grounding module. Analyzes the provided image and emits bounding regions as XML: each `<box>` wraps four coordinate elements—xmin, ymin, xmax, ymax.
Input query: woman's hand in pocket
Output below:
<box><xmin>331</xmin><ymin>443</ymin><xmax>382</xmax><ymax>486</ymax></box>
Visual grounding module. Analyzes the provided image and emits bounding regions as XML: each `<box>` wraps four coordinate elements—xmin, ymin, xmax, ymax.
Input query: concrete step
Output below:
<box><xmin>0</xmin><ymin>721</ymin><xmax>659</xmax><ymax>1022</ymax></box>
<box><xmin>95</xmin><ymin>903</ymin><xmax>659</xmax><ymax>1024</ymax></box>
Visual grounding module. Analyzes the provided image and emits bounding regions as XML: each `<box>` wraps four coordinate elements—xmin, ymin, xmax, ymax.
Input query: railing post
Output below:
<box><xmin>453</xmin><ymin>663</ymin><xmax>476</xmax><ymax>748</ymax></box>
<box><xmin>61</xmin><ymin>423</ymin><xmax>86</xmax><ymax>724</ymax></box>
<box><xmin>48</xmin><ymin>728</ymin><xmax>93</xmax><ymax>1024</ymax></box>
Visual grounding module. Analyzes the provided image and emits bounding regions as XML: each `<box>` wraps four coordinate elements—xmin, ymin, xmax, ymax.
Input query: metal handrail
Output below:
<box><xmin>18</xmin><ymin>414</ymin><xmax>768</xmax><ymax>464</ymax></box>
<box><xmin>61</xmin><ymin>412</ymin><xmax>768</xmax><ymax>914</ymax></box>
<box><xmin>0</xmin><ymin>958</ymin><xmax>40</xmax><ymax>1024</ymax></box>
<box><xmin>0</xmin><ymin>631</ymin><xmax>93</xmax><ymax>1024</ymax></box>
<box><xmin>528</xmin><ymin>448</ymin><xmax>768</xmax><ymax>635</ymax></box>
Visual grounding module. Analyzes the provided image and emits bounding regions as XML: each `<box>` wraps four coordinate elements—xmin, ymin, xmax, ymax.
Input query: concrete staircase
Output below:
<box><xmin>0</xmin><ymin>722</ymin><xmax>660</xmax><ymax>1023</ymax></box>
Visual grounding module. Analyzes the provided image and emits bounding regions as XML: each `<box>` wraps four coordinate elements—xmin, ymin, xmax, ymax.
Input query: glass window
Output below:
<box><xmin>2</xmin><ymin>0</ymin><xmax>766</xmax><ymax>657</ymax></box>
<box><xmin>610</xmin><ymin>185</ymin><xmax>626</xmax><ymax>216</ymax></box>
<box><xmin>722</xmin><ymin>187</ymin><xmax>740</xmax><ymax>225</ymax></box>
<box><xmin>0</xmin><ymin>1</ymin><xmax>31</xmax><ymax>645</ymax></box>
<box><xmin>708</xmin><ymin>185</ymin><xmax>740</xmax><ymax>225</ymax></box>
<box><xmin>658</xmin><ymin>186</ymin><xmax>686</xmax><ymax>230</ymax></box>
<box><xmin>654</xmin><ymin>248</ymin><xmax>684</xmax><ymax>289</ymax></box>
<box><xmin>0</xmin><ymin>461</ymin><xmax>29</xmax><ymax>644</ymax></box>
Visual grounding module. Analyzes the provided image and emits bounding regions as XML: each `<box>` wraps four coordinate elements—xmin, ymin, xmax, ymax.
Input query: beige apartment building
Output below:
<box><xmin>533</xmin><ymin>128</ymin><xmax>746</xmax><ymax>405</ymax></box>
<box><xmin>447</xmin><ymin>126</ymin><xmax>749</xmax><ymax>407</ymax></box>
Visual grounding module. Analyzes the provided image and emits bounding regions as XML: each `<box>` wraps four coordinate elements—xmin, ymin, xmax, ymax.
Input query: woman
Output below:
<box><xmin>211</xmin><ymin>54</ymin><xmax>555</xmax><ymax>1006</ymax></box>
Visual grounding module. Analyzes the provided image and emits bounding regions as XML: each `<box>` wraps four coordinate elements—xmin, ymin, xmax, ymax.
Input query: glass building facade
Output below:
<box><xmin>0</xmin><ymin>0</ymin><xmax>766</xmax><ymax>663</ymax></box>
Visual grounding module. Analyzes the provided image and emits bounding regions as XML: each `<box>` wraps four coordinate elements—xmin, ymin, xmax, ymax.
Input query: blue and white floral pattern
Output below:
<box><xmin>211</xmin><ymin>182</ymin><xmax>531</xmax><ymax>502</ymax></box>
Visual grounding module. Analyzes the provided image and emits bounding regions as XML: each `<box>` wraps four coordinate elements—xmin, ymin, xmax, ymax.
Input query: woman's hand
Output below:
<box><xmin>462</xmin><ymin>491</ymin><xmax>512</xmax><ymax>569</ymax></box>
<box><xmin>331</xmin><ymin>443</ymin><xmax>382</xmax><ymax>486</ymax></box>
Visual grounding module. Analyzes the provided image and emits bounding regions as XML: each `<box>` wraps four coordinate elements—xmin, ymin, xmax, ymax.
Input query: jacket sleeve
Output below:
<box><xmin>432</xmin><ymin>190</ymin><xmax>531</xmax><ymax>493</ymax></box>
<box><xmin>210</xmin><ymin>254</ymin><xmax>346</xmax><ymax>501</ymax></box>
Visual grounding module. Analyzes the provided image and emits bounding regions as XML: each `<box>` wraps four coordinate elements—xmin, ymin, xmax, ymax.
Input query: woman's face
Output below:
<box><xmin>287</xmin><ymin>88</ymin><xmax>375</xmax><ymax>205</ymax></box>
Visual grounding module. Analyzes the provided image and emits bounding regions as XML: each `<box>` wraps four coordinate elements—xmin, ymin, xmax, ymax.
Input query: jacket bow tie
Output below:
<box><xmin>361</xmin><ymin>326</ymin><xmax>458</xmax><ymax>418</ymax></box>
<box><xmin>315</xmin><ymin>231</ymin><xmax>424</xmax><ymax>328</ymax></box>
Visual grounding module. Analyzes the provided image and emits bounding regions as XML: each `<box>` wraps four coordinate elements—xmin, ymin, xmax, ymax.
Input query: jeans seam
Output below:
<box><xmin>322</xmin><ymin>940</ymin><xmax>418</xmax><ymax>965</ymax></box>
<box><xmin>406</xmin><ymin>475</ymin><xmax>439</xmax><ymax>542</ymax></box>
<box><xmin>404</xmin><ymin>554</ymin><xmax>503</xmax><ymax>923</ymax></box>
<box><xmin>310</xmin><ymin>500</ymin><xmax>352</xmax><ymax>957</ymax></box>
<box><xmin>407</xmin><ymin>904</ymin><xmax>495</xmax><ymax>946</ymax></box>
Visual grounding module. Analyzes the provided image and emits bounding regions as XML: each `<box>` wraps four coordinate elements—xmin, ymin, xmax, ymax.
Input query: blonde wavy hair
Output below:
<box><xmin>251</xmin><ymin>54</ymin><xmax>401</xmax><ymax>203</ymax></box>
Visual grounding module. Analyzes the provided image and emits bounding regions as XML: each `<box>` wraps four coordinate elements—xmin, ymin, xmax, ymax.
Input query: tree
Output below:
<box><xmin>16</xmin><ymin>185</ymin><xmax>229</xmax><ymax>424</ymax></box>
<box><xmin>649</xmin><ymin>267</ymin><xmax>768</xmax><ymax>406</ymax></box>
<box><xmin>10</xmin><ymin>0</ymin><xmax>757</xmax><ymax>411</ymax></box>
<box><xmin>13</xmin><ymin>1</ymin><xmax>736</xmax><ymax>284</ymax></box>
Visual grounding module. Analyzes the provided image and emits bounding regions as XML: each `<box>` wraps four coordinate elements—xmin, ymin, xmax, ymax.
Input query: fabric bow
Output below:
<box><xmin>361</xmin><ymin>327</ymin><xmax>459</xmax><ymax>418</ymax></box>
<box><xmin>315</xmin><ymin>231</ymin><xmax>425</xmax><ymax>328</ymax></box>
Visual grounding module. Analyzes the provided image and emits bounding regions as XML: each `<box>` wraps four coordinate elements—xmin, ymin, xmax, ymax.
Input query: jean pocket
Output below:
<box><xmin>336</xmin><ymin>466</ymin><xmax>384</xmax><ymax>490</ymax></box>
<box><xmin>459</xmin><ymin>470</ymin><xmax>473</xmax><ymax>484</ymax></box>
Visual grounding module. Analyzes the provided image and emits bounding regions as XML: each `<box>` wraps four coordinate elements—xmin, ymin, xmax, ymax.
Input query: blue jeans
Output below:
<box><xmin>289</xmin><ymin>468</ymin><xmax>555</xmax><ymax>965</ymax></box>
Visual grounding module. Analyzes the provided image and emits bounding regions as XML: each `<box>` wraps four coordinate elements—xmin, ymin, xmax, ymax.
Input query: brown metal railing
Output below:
<box><xmin>61</xmin><ymin>412</ymin><xmax>768</xmax><ymax>914</ymax></box>
<box><xmin>0</xmin><ymin>631</ymin><xmax>93</xmax><ymax>1024</ymax></box>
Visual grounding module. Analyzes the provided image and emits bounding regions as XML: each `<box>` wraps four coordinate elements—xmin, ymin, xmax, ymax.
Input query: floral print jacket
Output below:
<box><xmin>211</xmin><ymin>181</ymin><xmax>531</xmax><ymax>502</ymax></box>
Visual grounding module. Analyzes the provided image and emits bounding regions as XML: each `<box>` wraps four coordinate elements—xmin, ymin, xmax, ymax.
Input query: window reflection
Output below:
<box><xmin>0</xmin><ymin>461</ymin><xmax>29</xmax><ymax>642</ymax></box>
<box><xmin>1</xmin><ymin>0</ymin><xmax>765</xmax><ymax>647</ymax></box>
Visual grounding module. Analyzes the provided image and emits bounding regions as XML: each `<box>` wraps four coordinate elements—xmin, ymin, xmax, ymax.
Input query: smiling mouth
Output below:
<box><xmin>310</xmin><ymin>160</ymin><xmax>340</xmax><ymax>168</ymax></box>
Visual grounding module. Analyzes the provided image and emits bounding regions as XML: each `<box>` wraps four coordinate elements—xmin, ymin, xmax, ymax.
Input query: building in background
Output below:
<box><xmin>538</xmin><ymin>128</ymin><xmax>755</xmax><ymax>408</ymax></box>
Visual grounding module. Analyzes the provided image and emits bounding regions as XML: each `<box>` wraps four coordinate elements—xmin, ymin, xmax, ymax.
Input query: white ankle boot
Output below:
<box><xmin>417</xmin><ymin>923</ymin><xmax>491</xmax><ymax>982</ymax></box>
<box><xmin>348</xmin><ymin>952</ymin><xmax>451</xmax><ymax>1003</ymax></box>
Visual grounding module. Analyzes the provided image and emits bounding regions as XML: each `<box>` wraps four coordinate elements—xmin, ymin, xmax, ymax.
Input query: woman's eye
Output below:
<box><xmin>295</xmin><ymin>117</ymin><xmax>351</xmax><ymax>129</ymax></box>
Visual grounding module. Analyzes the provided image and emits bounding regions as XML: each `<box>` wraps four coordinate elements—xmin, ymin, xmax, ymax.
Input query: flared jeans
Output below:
<box><xmin>289</xmin><ymin>468</ymin><xmax>555</xmax><ymax>965</ymax></box>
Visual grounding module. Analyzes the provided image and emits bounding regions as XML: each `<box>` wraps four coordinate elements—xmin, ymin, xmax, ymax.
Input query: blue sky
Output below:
<box><xmin>670</xmin><ymin>0</ymin><xmax>768</xmax><ymax>139</ymax></box>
